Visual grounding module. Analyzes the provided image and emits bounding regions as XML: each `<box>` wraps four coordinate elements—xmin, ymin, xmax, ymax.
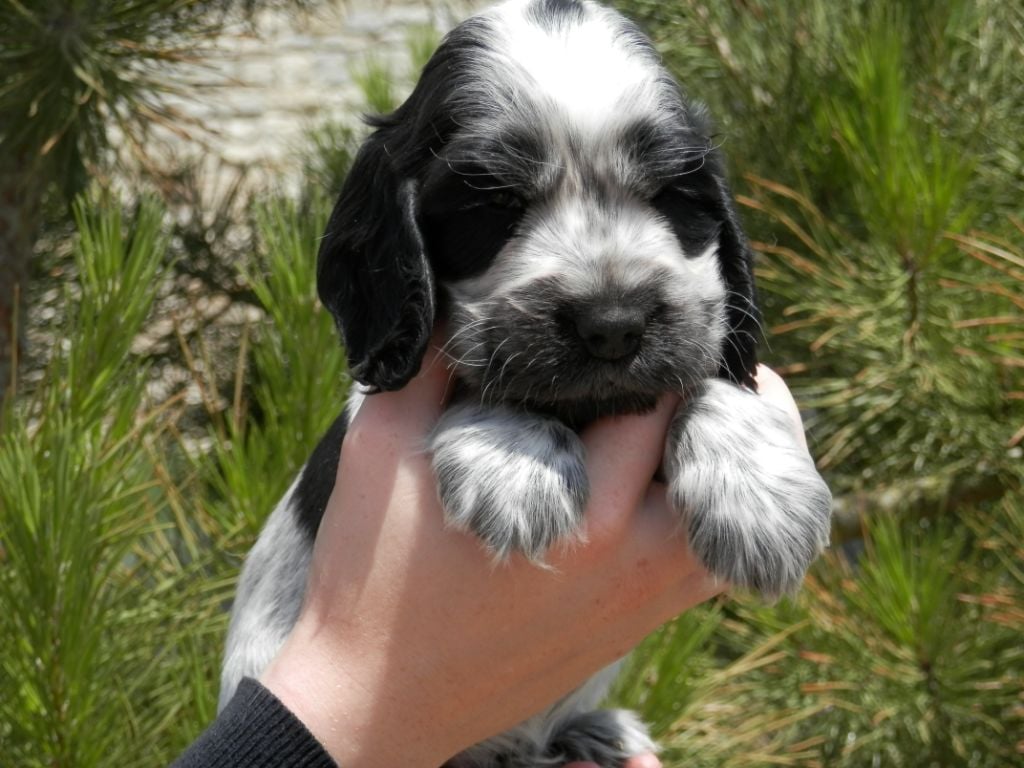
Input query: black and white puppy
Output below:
<box><xmin>220</xmin><ymin>1</ymin><xmax>832</xmax><ymax>765</ymax></box>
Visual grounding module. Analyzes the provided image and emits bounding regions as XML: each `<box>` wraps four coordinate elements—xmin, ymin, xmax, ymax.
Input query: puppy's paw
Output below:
<box><xmin>545</xmin><ymin>709</ymin><xmax>656</xmax><ymax>768</ymax></box>
<box><xmin>430</xmin><ymin>403</ymin><xmax>588</xmax><ymax>561</ymax></box>
<box><xmin>666</xmin><ymin>380</ymin><xmax>832</xmax><ymax>598</ymax></box>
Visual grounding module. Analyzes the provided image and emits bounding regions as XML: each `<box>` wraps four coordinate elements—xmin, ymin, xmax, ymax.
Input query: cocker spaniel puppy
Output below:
<box><xmin>219</xmin><ymin>1</ymin><xmax>832</xmax><ymax>765</ymax></box>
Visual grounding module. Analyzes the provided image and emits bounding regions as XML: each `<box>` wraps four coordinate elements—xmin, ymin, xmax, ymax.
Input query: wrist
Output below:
<box><xmin>260</xmin><ymin>625</ymin><xmax>448</xmax><ymax>768</ymax></box>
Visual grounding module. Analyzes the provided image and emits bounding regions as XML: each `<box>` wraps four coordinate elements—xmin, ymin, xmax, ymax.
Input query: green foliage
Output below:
<box><xmin>354</xmin><ymin>55</ymin><xmax>399</xmax><ymax>116</ymax></box>
<box><xmin>614</xmin><ymin>505</ymin><xmax>1024</xmax><ymax>767</ymax></box>
<box><xmin>190</xmin><ymin>192</ymin><xmax>345</xmax><ymax>539</ymax></box>
<box><xmin>0</xmin><ymin>0</ymin><xmax>318</xmax><ymax>409</ymax></box>
<box><xmin>0</xmin><ymin>194</ymin><xmax>176</xmax><ymax>765</ymax></box>
<box><xmin>300</xmin><ymin>120</ymin><xmax>359</xmax><ymax>198</ymax></box>
<box><xmin>616</xmin><ymin>0</ymin><xmax>1024</xmax><ymax>228</ymax></box>
<box><xmin>0</xmin><ymin>0</ymin><xmax>307</xmax><ymax>193</ymax></box>
<box><xmin>0</xmin><ymin>190</ymin><xmax>346</xmax><ymax>764</ymax></box>
<box><xmin>407</xmin><ymin>24</ymin><xmax>442</xmax><ymax>74</ymax></box>
<box><xmin>3</xmin><ymin>1</ymin><xmax>194</xmax><ymax>193</ymax></box>
<box><xmin>154</xmin><ymin>191</ymin><xmax>346</xmax><ymax>734</ymax></box>
<box><xmin>746</xmin><ymin>179</ymin><xmax>1019</xmax><ymax>494</ymax></box>
<box><xmin>301</xmin><ymin>24</ymin><xmax>440</xmax><ymax>196</ymax></box>
<box><xmin>2</xmin><ymin>4</ymin><xmax>1022</xmax><ymax>768</ymax></box>
<box><xmin>616</xmin><ymin>0</ymin><xmax>1024</xmax><ymax>503</ymax></box>
<box><xmin>350</xmin><ymin>25</ymin><xmax>440</xmax><ymax>117</ymax></box>
<box><xmin>610</xmin><ymin>1</ymin><xmax>1024</xmax><ymax>764</ymax></box>
<box><xmin>821</xmin><ymin>10</ymin><xmax>974</xmax><ymax>255</ymax></box>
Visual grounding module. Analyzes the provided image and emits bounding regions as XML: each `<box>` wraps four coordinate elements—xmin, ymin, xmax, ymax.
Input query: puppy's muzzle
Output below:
<box><xmin>571</xmin><ymin>303</ymin><xmax>647</xmax><ymax>360</ymax></box>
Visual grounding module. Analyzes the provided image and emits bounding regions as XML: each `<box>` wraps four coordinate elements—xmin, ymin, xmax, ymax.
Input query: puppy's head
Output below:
<box><xmin>318</xmin><ymin>0</ymin><xmax>759</xmax><ymax>415</ymax></box>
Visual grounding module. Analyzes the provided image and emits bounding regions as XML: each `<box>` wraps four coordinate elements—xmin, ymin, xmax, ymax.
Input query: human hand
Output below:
<box><xmin>752</xmin><ymin>364</ymin><xmax>810</xmax><ymax>450</ymax></box>
<box><xmin>259</xmin><ymin>337</ymin><xmax>725</xmax><ymax>767</ymax></box>
<box><xmin>565</xmin><ymin>755</ymin><xmax>662</xmax><ymax>768</ymax></box>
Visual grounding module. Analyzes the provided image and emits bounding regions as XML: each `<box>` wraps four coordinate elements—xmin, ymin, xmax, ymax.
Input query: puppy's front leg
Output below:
<box><xmin>665</xmin><ymin>380</ymin><xmax>832</xmax><ymax>598</ymax></box>
<box><xmin>430</xmin><ymin>402</ymin><xmax>588</xmax><ymax>561</ymax></box>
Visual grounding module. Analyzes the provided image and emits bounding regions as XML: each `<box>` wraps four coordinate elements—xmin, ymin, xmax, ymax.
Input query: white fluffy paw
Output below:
<box><xmin>430</xmin><ymin>403</ymin><xmax>588</xmax><ymax>561</ymax></box>
<box><xmin>666</xmin><ymin>380</ymin><xmax>832</xmax><ymax>598</ymax></box>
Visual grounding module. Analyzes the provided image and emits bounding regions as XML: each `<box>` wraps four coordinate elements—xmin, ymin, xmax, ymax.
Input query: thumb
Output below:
<box><xmin>349</xmin><ymin>330</ymin><xmax>455</xmax><ymax>438</ymax></box>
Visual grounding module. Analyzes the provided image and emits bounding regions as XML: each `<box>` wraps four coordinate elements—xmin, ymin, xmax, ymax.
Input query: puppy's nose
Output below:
<box><xmin>574</xmin><ymin>305</ymin><xmax>646</xmax><ymax>360</ymax></box>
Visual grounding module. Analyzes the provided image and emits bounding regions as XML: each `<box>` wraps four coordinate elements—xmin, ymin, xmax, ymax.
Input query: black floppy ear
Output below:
<box><xmin>316</xmin><ymin>129</ymin><xmax>434</xmax><ymax>392</ymax></box>
<box><xmin>705</xmin><ymin>150</ymin><xmax>761</xmax><ymax>390</ymax></box>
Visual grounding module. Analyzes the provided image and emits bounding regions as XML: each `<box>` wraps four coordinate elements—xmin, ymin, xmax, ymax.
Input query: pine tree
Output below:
<box><xmin>614</xmin><ymin>0</ymin><xmax>1023</xmax><ymax>527</ymax></box>
<box><xmin>0</xmin><ymin>0</ymin><xmax>309</xmax><ymax>404</ymax></box>
<box><xmin>608</xmin><ymin>1</ymin><xmax>1023</xmax><ymax>763</ymax></box>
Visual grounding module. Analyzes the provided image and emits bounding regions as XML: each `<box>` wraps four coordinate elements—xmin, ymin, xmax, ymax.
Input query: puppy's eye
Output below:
<box><xmin>422</xmin><ymin>178</ymin><xmax>528</xmax><ymax>281</ymax></box>
<box><xmin>651</xmin><ymin>186</ymin><xmax>720</xmax><ymax>255</ymax></box>
<box><xmin>487</xmin><ymin>190</ymin><xmax>526</xmax><ymax>210</ymax></box>
<box><xmin>462</xmin><ymin>189</ymin><xmax>525</xmax><ymax>212</ymax></box>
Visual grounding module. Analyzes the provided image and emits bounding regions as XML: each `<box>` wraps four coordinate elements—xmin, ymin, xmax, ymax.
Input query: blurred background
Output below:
<box><xmin>0</xmin><ymin>1</ymin><xmax>1021</xmax><ymax>765</ymax></box>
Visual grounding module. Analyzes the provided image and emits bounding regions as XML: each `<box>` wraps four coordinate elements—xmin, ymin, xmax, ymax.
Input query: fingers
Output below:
<box><xmin>753</xmin><ymin>364</ymin><xmax>795</xmax><ymax>410</ymax></box>
<box><xmin>561</xmin><ymin>752</ymin><xmax>662</xmax><ymax>768</ymax></box>
<box><xmin>753</xmin><ymin>364</ymin><xmax>808</xmax><ymax>449</ymax></box>
<box><xmin>625</xmin><ymin>754</ymin><xmax>663</xmax><ymax>768</ymax></box>
<box><xmin>579</xmin><ymin>394</ymin><xmax>679</xmax><ymax>537</ymax></box>
<box><xmin>349</xmin><ymin>330</ymin><xmax>455</xmax><ymax>438</ymax></box>
<box><xmin>600</xmin><ymin>479</ymin><xmax>724</xmax><ymax>621</ymax></box>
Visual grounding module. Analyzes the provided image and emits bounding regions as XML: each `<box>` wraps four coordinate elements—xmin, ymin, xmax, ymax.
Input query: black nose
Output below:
<box><xmin>573</xmin><ymin>305</ymin><xmax>646</xmax><ymax>360</ymax></box>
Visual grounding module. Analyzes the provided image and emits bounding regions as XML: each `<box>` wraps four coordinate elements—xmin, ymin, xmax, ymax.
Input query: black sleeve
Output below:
<box><xmin>171</xmin><ymin>678</ymin><xmax>338</xmax><ymax>768</ymax></box>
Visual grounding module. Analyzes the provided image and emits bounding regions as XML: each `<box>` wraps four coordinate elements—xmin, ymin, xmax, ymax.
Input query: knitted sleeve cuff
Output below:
<box><xmin>171</xmin><ymin>678</ymin><xmax>337</xmax><ymax>768</ymax></box>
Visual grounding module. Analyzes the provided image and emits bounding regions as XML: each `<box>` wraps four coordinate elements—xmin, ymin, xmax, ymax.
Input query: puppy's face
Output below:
<box><xmin>317</xmin><ymin>0</ymin><xmax>759</xmax><ymax>411</ymax></box>
<box><xmin>419</xmin><ymin>4</ymin><xmax>728</xmax><ymax>414</ymax></box>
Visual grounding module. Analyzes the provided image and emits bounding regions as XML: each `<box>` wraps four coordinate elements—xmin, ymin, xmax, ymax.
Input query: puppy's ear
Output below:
<box><xmin>317</xmin><ymin>129</ymin><xmax>434</xmax><ymax>392</ymax></box>
<box><xmin>709</xmin><ymin>155</ymin><xmax>760</xmax><ymax>390</ymax></box>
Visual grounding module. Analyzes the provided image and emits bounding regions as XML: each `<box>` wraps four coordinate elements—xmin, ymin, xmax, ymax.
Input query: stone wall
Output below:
<box><xmin>164</xmin><ymin>0</ymin><xmax>487</xmax><ymax>183</ymax></box>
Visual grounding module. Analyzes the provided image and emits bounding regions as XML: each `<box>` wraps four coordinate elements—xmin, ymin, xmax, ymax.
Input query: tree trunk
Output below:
<box><xmin>0</xmin><ymin>163</ymin><xmax>41</xmax><ymax>407</ymax></box>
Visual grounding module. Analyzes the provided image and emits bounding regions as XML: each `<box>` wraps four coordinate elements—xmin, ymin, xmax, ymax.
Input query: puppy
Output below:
<box><xmin>220</xmin><ymin>1</ymin><xmax>833</xmax><ymax>765</ymax></box>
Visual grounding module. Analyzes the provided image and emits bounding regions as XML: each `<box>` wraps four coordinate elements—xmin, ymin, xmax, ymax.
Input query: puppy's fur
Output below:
<box><xmin>220</xmin><ymin>1</ymin><xmax>832</xmax><ymax>765</ymax></box>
